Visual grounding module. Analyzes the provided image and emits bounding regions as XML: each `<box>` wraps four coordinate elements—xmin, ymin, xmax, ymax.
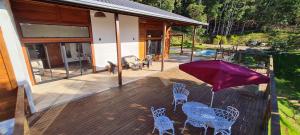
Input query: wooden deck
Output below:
<box><xmin>29</xmin><ymin>68</ymin><xmax>268</xmax><ymax>135</ymax></box>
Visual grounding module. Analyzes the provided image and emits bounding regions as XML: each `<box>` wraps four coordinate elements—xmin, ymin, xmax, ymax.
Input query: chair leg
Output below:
<box><xmin>173</xmin><ymin>102</ymin><xmax>177</xmax><ymax>112</ymax></box>
<box><xmin>181</xmin><ymin>120</ymin><xmax>188</xmax><ymax>134</ymax></box>
<box><xmin>213</xmin><ymin>129</ymin><xmax>217</xmax><ymax>135</ymax></box>
<box><xmin>172</xmin><ymin>128</ymin><xmax>175</xmax><ymax>135</ymax></box>
<box><xmin>152</xmin><ymin>127</ymin><xmax>156</xmax><ymax>133</ymax></box>
<box><xmin>204</xmin><ymin>127</ymin><xmax>207</xmax><ymax>135</ymax></box>
<box><xmin>159</xmin><ymin>131</ymin><xmax>163</xmax><ymax>135</ymax></box>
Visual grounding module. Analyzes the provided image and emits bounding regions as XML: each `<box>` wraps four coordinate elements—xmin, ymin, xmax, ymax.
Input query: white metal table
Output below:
<box><xmin>182</xmin><ymin>101</ymin><xmax>216</xmax><ymax>125</ymax></box>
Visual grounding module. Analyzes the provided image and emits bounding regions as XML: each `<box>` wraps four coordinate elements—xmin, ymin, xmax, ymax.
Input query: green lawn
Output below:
<box><xmin>274</xmin><ymin>51</ymin><xmax>300</xmax><ymax>135</ymax></box>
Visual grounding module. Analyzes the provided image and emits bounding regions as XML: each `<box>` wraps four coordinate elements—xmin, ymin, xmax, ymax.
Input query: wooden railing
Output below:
<box><xmin>13</xmin><ymin>86</ymin><xmax>30</xmax><ymax>135</ymax></box>
<box><xmin>262</xmin><ymin>55</ymin><xmax>281</xmax><ymax>135</ymax></box>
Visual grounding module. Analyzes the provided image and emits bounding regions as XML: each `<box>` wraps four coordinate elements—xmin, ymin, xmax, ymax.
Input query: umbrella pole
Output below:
<box><xmin>210</xmin><ymin>90</ymin><xmax>214</xmax><ymax>107</ymax></box>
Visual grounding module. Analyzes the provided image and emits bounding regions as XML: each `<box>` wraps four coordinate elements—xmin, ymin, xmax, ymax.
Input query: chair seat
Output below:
<box><xmin>155</xmin><ymin>116</ymin><xmax>174</xmax><ymax>131</ymax></box>
<box><xmin>174</xmin><ymin>93</ymin><xmax>187</xmax><ymax>101</ymax></box>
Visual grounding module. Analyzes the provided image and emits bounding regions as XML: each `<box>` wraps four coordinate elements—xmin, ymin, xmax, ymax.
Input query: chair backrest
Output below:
<box><xmin>107</xmin><ymin>61</ymin><xmax>116</xmax><ymax>67</ymax></box>
<box><xmin>173</xmin><ymin>83</ymin><xmax>188</xmax><ymax>95</ymax></box>
<box><xmin>226</xmin><ymin>106</ymin><xmax>239</xmax><ymax>122</ymax></box>
<box><xmin>151</xmin><ymin>107</ymin><xmax>166</xmax><ymax>121</ymax></box>
<box><xmin>123</xmin><ymin>55</ymin><xmax>139</xmax><ymax>66</ymax></box>
<box><xmin>213</xmin><ymin>106</ymin><xmax>239</xmax><ymax>124</ymax></box>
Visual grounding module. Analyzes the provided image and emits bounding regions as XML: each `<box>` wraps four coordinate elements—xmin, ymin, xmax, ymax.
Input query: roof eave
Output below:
<box><xmin>45</xmin><ymin>0</ymin><xmax>208</xmax><ymax>26</ymax></box>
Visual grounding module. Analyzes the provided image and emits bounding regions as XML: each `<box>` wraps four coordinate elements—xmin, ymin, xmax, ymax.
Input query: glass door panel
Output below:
<box><xmin>46</xmin><ymin>43</ymin><xmax>67</xmax><ymax>80</ymax></box>
<box><xmin>26</xmin><ymin>43</ymin><xmax>67</xmax><ymax>83</ymax></box>
<box><xmin>63</xmin><ymin>42</ymin><xmax>92</xmax><ymax>77</ymax></box>
<box><xmin>147</xmin><ymin>40</ymin><xmax>162</xmax><ymax>55</ymax></box>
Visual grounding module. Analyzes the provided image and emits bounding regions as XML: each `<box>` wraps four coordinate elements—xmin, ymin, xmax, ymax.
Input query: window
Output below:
<box><xmin>20</xmin><ymin>23</ymin><xmax>89</xmax><ymax>38</ymax></box>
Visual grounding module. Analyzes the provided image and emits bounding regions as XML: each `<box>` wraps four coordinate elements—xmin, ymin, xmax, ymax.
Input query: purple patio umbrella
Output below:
<box><xmin>179</xmin><ymin>60</ymin><xmax>270</xmax><ymax>106</ymax></box>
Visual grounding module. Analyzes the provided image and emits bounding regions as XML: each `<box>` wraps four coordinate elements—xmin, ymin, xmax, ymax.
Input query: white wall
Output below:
<box><xmin>90</xmin><ymin>11</ymin><xmax>139</xmax><ymax>70</ymax></box>
<box><xmin>0</xmin><ymin>0</ymin><xmax>36</xmax><ymax>112</ymax></box>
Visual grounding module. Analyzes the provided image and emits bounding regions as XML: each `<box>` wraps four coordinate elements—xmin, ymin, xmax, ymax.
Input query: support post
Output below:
<box><xmin>210</xmin><ymin>89</ymin><xmax>214</xmax><ymax>107</ymax></box>
<box><xmin>190</xmin><ymin>26</ymin><xmax>196</xmax><ymax>62</ymax></box>
<box><xmin>180</xmin><ymin>35</ymin><xmax>184</xmax><ymax>55</ymax></box>
<box><xmin>114</xmin><ymin>13</ymin><xmax>122</xmax><ymax>86</ymax></box>
<box><xmin>161</xmin><ymin>23</ymin><xmax>167</xmax><ymax>72</ymax></box>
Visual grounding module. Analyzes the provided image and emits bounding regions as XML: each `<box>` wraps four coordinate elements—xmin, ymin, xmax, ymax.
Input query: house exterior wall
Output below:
<box><xmin>0</xmin><ymin>0</ymin><xmax>36</xmax><ymax>113</ymax></box>
<box><xmin>90</xmin><ymin>11</ymin><xmax>139</xmax><ymax>70</ymax></box>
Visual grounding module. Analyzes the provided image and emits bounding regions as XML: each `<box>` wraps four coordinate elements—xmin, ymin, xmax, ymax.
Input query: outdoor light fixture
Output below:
<box><xmin>94</xmin><ymin>12</ymin><xmax>106</xmax><ymax>17</ymax></box>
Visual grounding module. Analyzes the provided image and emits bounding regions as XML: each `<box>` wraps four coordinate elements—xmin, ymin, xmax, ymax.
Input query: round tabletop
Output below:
<box><xmin>182</xmin><ymin>101</ymin><xmax>215</xmax><ymax>122</ymax></box>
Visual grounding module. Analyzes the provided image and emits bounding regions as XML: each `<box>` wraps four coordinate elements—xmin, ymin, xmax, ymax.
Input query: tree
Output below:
<box><xmin>160</xmin><ymin>0</ymin><xmax>175</xmax><ymax>12</ymax></box>
<box><xmin>187</xmin><ymin>3</ymin><xmax>207</xmax><ymax>22</ymax></box>
<box><xmin>132</xmin><ymin>0</ymin><xmax>175</xmax><ymax>12</ymax></box>
<box><xmin>205</xmin><ymin>0</ymin><xmax>222</xmax><ymax>35</ymax></box>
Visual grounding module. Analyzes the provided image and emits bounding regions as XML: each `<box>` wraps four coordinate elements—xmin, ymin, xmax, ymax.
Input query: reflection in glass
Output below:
<box><xmin>20</xmin><ymin>23</ymin><xmax>89</xmax><ymax>38</ymax></box>
<box><xmin>27</xmin><ymin>44</ymin><xmax>67</xmax><ymax>83</ymax></box>
<box><xmin>63</xmin><ymin>43</ymin><xmax>92</xmax><ymax>77</ymax></box>
<box><xmin>147</xmin><ymin>40</ymin><xmax>162</xmax><ymax>55</ymax></box>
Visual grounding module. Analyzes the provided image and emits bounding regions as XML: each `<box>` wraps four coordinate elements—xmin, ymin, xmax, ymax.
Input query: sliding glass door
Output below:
<box><xmin>26</xmin><ymin>42</ymin><xmax>92</xmax><ymax>84</ymax></box>
<box><xmin>62</xmin><ymin>42</ymin><xmax>92</xmax><ymax>77</ymax></box>
<box><xmin>26</xmin><ymin>43</ymin><xmax>67</xmax><ymax>83</ymax></box>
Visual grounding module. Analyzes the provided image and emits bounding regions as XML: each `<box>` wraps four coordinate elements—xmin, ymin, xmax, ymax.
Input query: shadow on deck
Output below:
<box><xmin>29</xmin><ymin>68</ymin><xmax>267</xmax><ymax>135</ymax></box>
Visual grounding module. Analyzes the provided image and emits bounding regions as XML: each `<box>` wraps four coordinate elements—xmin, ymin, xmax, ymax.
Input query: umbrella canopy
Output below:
<box><xmin>179</xmin><ymin>60</ymin><xmax>270</xmax><ymax>92</ymax></box>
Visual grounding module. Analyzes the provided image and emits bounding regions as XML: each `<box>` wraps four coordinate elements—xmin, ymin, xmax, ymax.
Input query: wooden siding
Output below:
<box><xmin>0</xmin><ymin>27</ymin><xmax>18</xmax><ymax>121</ymax></box>
<box><xmin>10</xmin><ymin>0</ymin><xmax>95</xmax><ymax>84</ymax></box>
<box><xmin>138</xmin><ymin>19</ymin><xmax>171</xmax><ymax>60</ymax></box>
<box><xmin>10</xmin><ymin>0</ymin><xmax>90</xmax><ymax>26</ymax></box>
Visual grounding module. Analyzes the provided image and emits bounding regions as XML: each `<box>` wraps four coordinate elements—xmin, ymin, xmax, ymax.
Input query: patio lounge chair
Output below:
<box><xmin>143</xmin><ymin>55</ymin><xmax>153</xmax><ymax>68</ymax></box>
<box><xmin>211</xmin><ymin>106</ymin><xmax>239</xmax><ymax>135</ymax></box>
<box><xmin>172</xmin><ymin>83</ymin><xmax>189</xmax><ymax>112</ymax></box>
<box><xmin>122</xmin><ymin>55</ymin><xmax>143</xmax><ymax>70</ymax></box>
<box><xmin>222</xmin><ymin>54</ymin><xmax>235</xmax><ymax>63</ymax></box>
<box><xmin>151</xmin><ymin>107</ymin><xmax>175</xmax><ymax>135</ymax></box>
<box><xmin>107</xmin><ymin>61</ymin><xmax>117</xmax><ymax>74</ymax></box>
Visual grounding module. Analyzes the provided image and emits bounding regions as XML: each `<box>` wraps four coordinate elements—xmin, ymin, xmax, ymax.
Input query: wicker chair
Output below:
<box><xmin>151</xmin><ymin>107</ymin><xmax>175</xmax><ymax>135</ymax></box>
<box><xmin>172</xmin><ymin>83</ymin><xmax>189</xmax><ymax>112</ymax></box>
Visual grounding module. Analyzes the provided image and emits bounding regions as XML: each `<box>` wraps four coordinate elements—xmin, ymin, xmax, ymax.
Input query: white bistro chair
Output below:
<box><xmin>181</xmin><ymin>116</ymin><xmax>208</xmax><ymax>135</ymax></box>
<box><xmin>172</xmin><ymin>83</ymin><xmax>189</xmax><ymax>112</ymax></box>
<box><xmin>211</xmin><ymin>106</ymin><xmax>239</xmax><ymax>135</ymax></box>
<box><xmin>151</xmin><ymin>107</ymin><xmax>175</xmax><ymax>135</ymax></box>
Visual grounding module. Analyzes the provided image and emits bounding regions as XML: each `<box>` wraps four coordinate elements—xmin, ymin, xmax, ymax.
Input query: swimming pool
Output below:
<box><xmin>194</xmin><ymin>50</ymin><xmax>216</xmax><ymax>57</ymax></box>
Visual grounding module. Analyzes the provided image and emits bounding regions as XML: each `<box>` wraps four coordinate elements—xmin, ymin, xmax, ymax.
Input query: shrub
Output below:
<box><xmin>244</xmin><ymin>56</ymin><xmax>256</xmax><ymax>66</ymax></box>
<box><xmin>220</xmin><ymin>36</ymin><xmax>228</xmax><ymax>45</ymax></box>
<box><xmin>170</xmin><ymin>36</ymin><xmax>182</xmax><ymax>46</ymax></box>
<box><xmin>229</xmin><ymin>35</ymin><xmax>239</xmax><ymax>45</ymax></box>
<box><xmin>212</xmin><ymin>35</ymin><xmax>222</xmax><ymax>45</ymax></box>
<box><xmin>269</xmin><ymin>38</ymin><xmax>289</xmax><ymax>52</ymax></box>
<box><xmin>183</xmin><ymin>40</ymin><xmax>192</xmax><ymax>48</ymax></box>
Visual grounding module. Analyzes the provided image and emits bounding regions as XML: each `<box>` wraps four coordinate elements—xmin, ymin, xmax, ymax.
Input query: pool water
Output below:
<box><xmin>194</xmin><ymin>50</ymin><xmax>216</xmax><ymax>57</ymax></box>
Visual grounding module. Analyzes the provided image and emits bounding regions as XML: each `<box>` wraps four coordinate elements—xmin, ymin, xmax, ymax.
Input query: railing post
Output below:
<box><xmin>14</xmin><ymin>86</ymin><xmax>30</xmax><ymax>135</ymax></box>
<box><xmin>261</xmin><ymin>55</ymin><xmax>281</xmax><ymax>135</ymax></box>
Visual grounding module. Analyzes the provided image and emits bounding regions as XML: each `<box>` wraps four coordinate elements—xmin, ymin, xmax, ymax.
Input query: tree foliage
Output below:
<box><xmin>132</xmin><ymin>0</ymin><xmax>300</xmax><ymax>38</ymax></box>
<box><xmin>187</xmin><ymin>4</ymin><xmax>206</xmax><ymax>22</ymax></box>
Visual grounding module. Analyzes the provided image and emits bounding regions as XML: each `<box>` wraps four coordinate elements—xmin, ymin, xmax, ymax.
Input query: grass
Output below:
<box><xmin>274</xmin><ymin>50</ymin><xmax>300</xmax><ymax>135</ymax></box>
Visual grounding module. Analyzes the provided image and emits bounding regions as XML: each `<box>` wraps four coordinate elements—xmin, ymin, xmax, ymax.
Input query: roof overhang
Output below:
<box><xmin>39</xmin><ymin>0</ymin><xmax>208</xmax><ymax>26</ymax></box>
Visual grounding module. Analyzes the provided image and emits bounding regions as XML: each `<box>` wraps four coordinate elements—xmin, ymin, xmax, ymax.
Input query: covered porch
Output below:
<box><xmin>31</xmin><ymin>55</ymin><xmax>203</xmax><ymax>111</ymax></box>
